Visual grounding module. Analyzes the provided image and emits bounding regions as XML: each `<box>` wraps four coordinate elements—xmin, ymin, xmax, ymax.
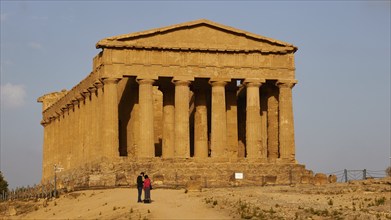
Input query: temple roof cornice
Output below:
<box><xmin>96</xmin><ymin>19</ymin><xmax>297</xmax><ymax>54</ymax></box>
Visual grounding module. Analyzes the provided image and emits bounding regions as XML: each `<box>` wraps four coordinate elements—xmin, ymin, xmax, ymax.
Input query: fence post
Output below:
<box><xmin>344</xmin><ymin>169</ymin><xmax>348</xmax><ymax>182</ymax></box>
<box><xmin>363</xmin><ymin>169</ymin><xmax>367</xmax><ymax>180</ymax></box>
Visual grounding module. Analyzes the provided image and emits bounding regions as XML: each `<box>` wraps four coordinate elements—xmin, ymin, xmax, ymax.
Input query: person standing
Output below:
<box><xmin>136</xmin><ymin>172</ymin><xmax>144</xmax><ymax>203</ymax></box>
<box><xmin>143</xmin><ymin>175</ymin><xmax>152</xmax><ymax>203</ymax></box>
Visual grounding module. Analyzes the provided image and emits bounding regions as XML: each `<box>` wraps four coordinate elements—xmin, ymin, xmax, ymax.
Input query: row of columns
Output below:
<box><xmin>41</xmin><ymin>78</ymin><xmax>121</xmax><ymax>179</ymax></box>
<box><xmin>42</xmin><ymin>76</ymin><xmax>296</xmax><ymax>180</ymax></box>
<box><xmin>134</xmin><ymin>77</ymin><xmax>296</xmax><ymax>161</ymax></box>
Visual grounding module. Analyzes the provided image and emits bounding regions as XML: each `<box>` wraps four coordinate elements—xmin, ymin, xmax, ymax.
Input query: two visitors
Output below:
<box><xmin>136</xmin><ymin>172</ymin><xmax>152</xmax><ymax>203</ymax></box>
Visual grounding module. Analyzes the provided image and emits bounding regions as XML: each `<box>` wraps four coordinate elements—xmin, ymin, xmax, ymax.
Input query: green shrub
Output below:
<box><xmin>0</xmin><ymin>171</ymin><xmax>9</xmax><ymax>193</ymax></box>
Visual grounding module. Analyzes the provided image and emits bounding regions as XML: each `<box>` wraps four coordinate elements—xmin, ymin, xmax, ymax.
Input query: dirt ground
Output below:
<box><xmin>1</xmin><ymin>177</ymin><xmax>390</xmax><ymax>220</ymax></box>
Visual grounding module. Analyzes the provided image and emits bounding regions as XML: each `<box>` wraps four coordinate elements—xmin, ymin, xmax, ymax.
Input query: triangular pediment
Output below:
<box><xmin>96</xmin><ymin>19</ymin><xmax>297</xmax><ymax>53</ymax></box>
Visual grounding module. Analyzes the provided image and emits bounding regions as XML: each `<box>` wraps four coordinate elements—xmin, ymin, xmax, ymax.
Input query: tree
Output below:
<box><xmin>0</xmin><ymin>171</ymin><xmax>9</xmax><ymax>193</ymax></box>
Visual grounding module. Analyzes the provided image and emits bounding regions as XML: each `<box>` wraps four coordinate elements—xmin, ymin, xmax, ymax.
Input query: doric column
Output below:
<box><xmin>276</xmin><ymin>80</ymin><xmax>297</xmax><ymax>162</ymax></box>
<box><xmin>127</xmin><ymin>82</ymin><xmax>139</xmax><ymax>157</ymax></box>
<box><xmin>174</xmin><ymin>80</ymin><xmax>191</xmax><ymax>158</ymax></box>
<box><xmin>137</xmin><ymin>79</ymin><xmax>155</xmax><ymax>158</ymax></box>
<box><xmin>65</xmin><ymin>104</ymin><xmax>72</xmax><ymax>169</ymax></box>
<box><xmin>72</xmin><ymin>98</ymin><xmax>80</xmax><ymax>166</ymax></box>
<box><xmin>160</xmin><ymin>83</ymin><xmax>175</xmax><ymax>158</ymax></box>
<box><xmin>76</xmin><ymin>94</ymin><xmax>85</xmax><ymax>163</ymax></box>
<box><xmin>93</xmin><ymin>81</ymin><xmax>104</xmax><ymax>159</ymax></box>
<box><xmin>245</xmin><ymin>79</ymin><xmax>264</xmax><ymax>159</ymax></box>
<box><xmin>193</xmin><ymin>85</ymin><xmax>208</xmax><ymax>158</ymax></box>
<box><xmin>68</xmin><ymin>103</ymin><xmax>75</xmax><ymax>168</ymax></box>
<box><xmin>102</xmin><ymin>77</ymin><xmax>120</xmax><ymax>158</ymax></box>
<box><xmin>266</xmin><ymin>86</ymin><xmax>279</xmax><ymax>160</ymax></box>
<box><xmin>82</xmin><ymin>89</ymin><xmax>92</xmax><ymax>159</ymax></box>
<box><xmin>40</xmin><ymin>120</ymin><xmax>48</xmax><ymax>179</ymax></box>
<box><xmin>226</xmin><ymin>82</ymin><xmax>239</xmax><ymax>158</ymax></box>
<box><xmin>53</xmin><ymin>112</ymin><xmax>61</xmax><ymax>170</ymax></box>
<box><xmin>60</xmin><ymin>107</ymin><xmax>67</xmax><ymax>168</ymax></box>
<box><xmin>43</xmin><ymin>118</ymin><xmax>53</xmax><ymax>179</ymax></box>
<box><xmin>210</xmin><ymin>80</ymin><xmax>227</xmax><ymax>158</ymax></box>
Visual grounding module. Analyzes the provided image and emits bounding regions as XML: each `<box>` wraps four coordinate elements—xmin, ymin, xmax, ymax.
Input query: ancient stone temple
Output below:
<box><xmin>38</xmin><ymin>20</ymin><xmax>311</xmax><ymax>188</ymax></box>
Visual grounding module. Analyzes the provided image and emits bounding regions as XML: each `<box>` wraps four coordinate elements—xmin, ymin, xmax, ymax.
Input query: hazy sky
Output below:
<box><xmin>1</xmin><ymin>1</ymin><xmax>390</xmax><ymax>189</ymax></box>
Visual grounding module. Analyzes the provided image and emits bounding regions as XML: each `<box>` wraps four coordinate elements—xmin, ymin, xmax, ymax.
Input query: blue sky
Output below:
<box><xmin>1</xmin><ymin>1</ymin><xmax>390</xmax><ymax>188</ymax></box>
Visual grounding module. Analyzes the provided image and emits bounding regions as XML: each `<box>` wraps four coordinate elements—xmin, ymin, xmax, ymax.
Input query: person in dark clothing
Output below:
<box><xmin>137</xmin><ymin>172</ymin><xmax>144</xmax><ymax>203</ymax></box>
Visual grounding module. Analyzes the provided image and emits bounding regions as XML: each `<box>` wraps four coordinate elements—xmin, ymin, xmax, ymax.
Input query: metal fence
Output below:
<box><xmin>328</xmin><ymin>169</ymin><xmax>387</xmax><ymax>182</ymax></box>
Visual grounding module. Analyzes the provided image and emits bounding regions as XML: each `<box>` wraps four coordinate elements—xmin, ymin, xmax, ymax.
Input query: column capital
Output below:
<box><xmin>40</xmin><ymin>119</ymin><xmax>49</xmax><ymax>126</ymax></box>
<box><xmin>88</xmin><ymin>86</ymin><xmax>97</xmax><ymax>93</ymax></box>
<box><xmin>173</xmin><ymin>80</ymin><xmax>191</xmax><ymax>86</ymax></box>
<box><xmin>49</xmin><ymin>115</ymin><xmax>56</xmax><ymax>121</ymax></box>
<box><xmin>66</xmin><ymin>103</ymin><xmax>74</xmax><ymax>111</ymax></box>
<box><xmin>244</xmin><ymin>78</ymin><xmax>265</xmax><ymax>88</ymax></box>
<box><xmin>94</xmin><ymin>80</ymin><xmax>104</xmax><ymax>89</ymax></box>
<box><xmin>76</xmin><ymin>94</ymin><xmax>85</xmax><ymax>101</ymax></box>
<box><xmin>71</xmin><ymin>99</ymin><xmax>79</xmax><ymax>106</ymax></box>
<box><xmin>209</xmin><ymin>80</ymin><xmax>227</xmax><ymax>87</ymax></box>
<box><xmin>276</xmin><ymin>80</ymin><xmax>297</xmax><ymax>89</ymax></box>
<box><xmin>61</xmin><ymin>106</ymin><xmax>68</xmax><ymax>112</ymax></box>
<box><xmin>245</xmin><ymin>82</ymin><xmax>262</xmax><ymax>88</ymax></box>
<box><xmin>55</xmin><ymin>110</ymin><xmax>63</xmax><ymax>117</ymax></box>
<box><xmin>102</xmin><ymin>77</ymin><xmax>120</xmax><ymax>85</ymax></box>
<box><xmin>82</xmin><ymin>89</ymin><xmax>91</xmax><ymax>98</ymax></box>
<box><xmin>137</xmin><ymin>78</ymin><xmax>155</xmax><ymax>85</ymax></box>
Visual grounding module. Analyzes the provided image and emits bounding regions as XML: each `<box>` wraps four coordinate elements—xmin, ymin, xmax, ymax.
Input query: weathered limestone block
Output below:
<box><xmin>89</xmin><ymin>174</ymin><xmax>116</xmax><ymax>187</ymax></box>
<box><xmin>300</xmin><ymin>175</ymin><xmax>312</xmax><ymax>184</ymax></box>
<box><xmin>186</xmin><ymin>175</ymin><xmax>202</xmax><ymax>192</ymax></box>
<box><xmin>116</xmin><ymin>173</ymin><xmax>128</xmax><ymax>186</ymax></box>
<box><xmin>66</xmin><ymin>180</ymin><xmax>75</xmax><ymax>192</ymax></box>
<box><xmin>328</xmin><ymin>174</ymin><xmax>337</xmax><ymax>183</ymax></box>
<box><xmin>262</xmin><ymin>175</ymin><xmax>277</xmax><ymax>185</ymax></box>
<box><xmin>153</xmin><ymin>174</ymin><xmax>164</xmax><ymax>185</ymax></box>
<box><xmin>313</xmin><ymin>173</ymin><xmax>328</xmax><ymax>185</ymax></box>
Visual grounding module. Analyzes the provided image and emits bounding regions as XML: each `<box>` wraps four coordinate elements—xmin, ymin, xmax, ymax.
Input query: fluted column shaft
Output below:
<box><xmin>161</xmin><ymin>85</ymin><xmax>175</xmax><ymax>158</ymax></box>
<box><xmin>210</xmin><ymin>81</ymin><xmax>227</xmax><ymax>158</ymax></box>
<box><xmin>72</xmin><ymin>99</ymin><xmax>80</xmax><ymax>166</ymax></box>
<box><xmin>245</xmin><ymin>81</ymin><xmax>263</xmax><ymax>159</ymax></box>
<box><xmin>266</xmin><ymin>87</ymin><xmax>279</xmax><ymax>160</ymax></box>
<box><xmin>128</xmin><ymin>84</ymin><xmax>139</xmax><ymax>157</ymax></box>
<box><xmin>68</xmin><ymin>103</ymin><xmax>75</xmax><ymax>168</ymax></box>
<box><xmin>60</xmin><ymin>109</ymin><xmax>67</xmax><ymax>169</ymax></box>
<box><xmin>174</xmin><ymin>80</ymin><xmax>191</xmax><ymax>158</ymax></box>
<box><xmin>102</xmin><ymin>78</ymin><xmax>120</xmax><ymax>158</ymax></box>
<box><xmin>42</xmin><ymin>120</ymin><xmax>50</xmax><ymax>179</ymax></box>
<box><xmin>53</xmin><ymin>115</ymin><xmax>60</xmax><ymax>170</ymax></box>
<box><xmin>82</xmin><ymin>90</ymin><xmax>92</xmax><ymax>159</ymax></box>
<box><xmin>64</xmin><ymin>107</ymin><xmax>71</xmax><ymax>169</ymax></box>
<box><xmin>138</xmin><ymin>79</ymin><xmax>155</xmax><ymax>158</ymax></box>
<box><xmin>76</xmin><ymin>94</ymin><xmax>86</xmax><ymax>163</ymax></box>
<box><xmin>226</xmin><ymin>86</ymin><xmax>239</xmax><ymax>158</ymax></box>
<box><xmin>276</xmin><ymin>80</ymin><xmax>296</xmax><ymax>162</ymax></box>
<box><xmin>94</xmin><ymin>81</ymin><xmax>104</xmax><ymax>159</ymax></box>
<box><xmin>194</xmin><ymin>87</ymin><xmax>208</xmax><ymax>158</ymax></box>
